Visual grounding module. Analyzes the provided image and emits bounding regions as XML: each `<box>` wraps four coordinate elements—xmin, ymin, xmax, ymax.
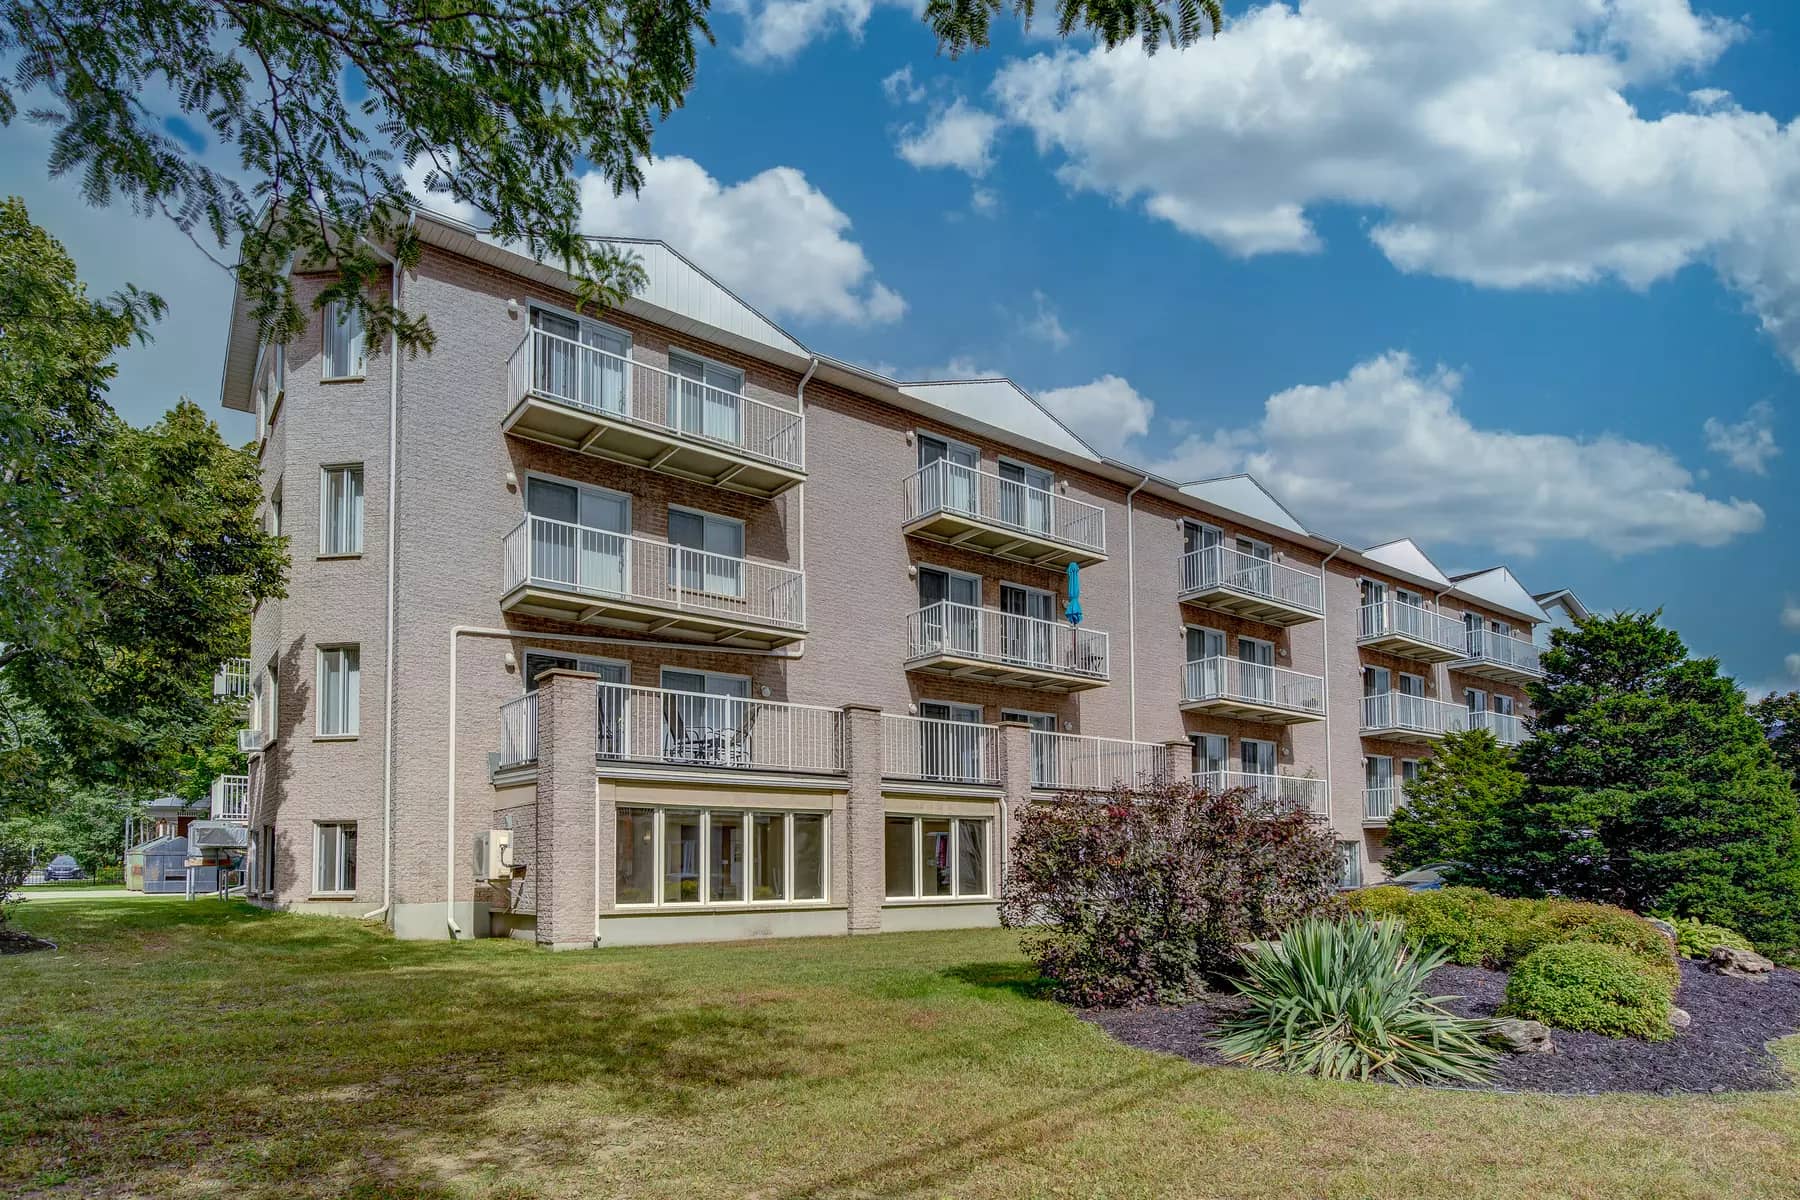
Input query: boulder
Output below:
<box><xmin>1485</xmin><ymin>1018</ymin><xmax>1554</xmax><ymax>1054</ymax></box>
<box><xmin>1707</xmin><ymin>945</ymin><xmax>1775</xmax><ymax>980</ymax></box>
<box><xmin>1668</xmin><ymin>1006</ymin><xmax>1692</xmax><ymax>1030</ymax></box>
<box><xmin>1647</xmin><ymin>917</ymin><xmax>1679</xmax><ymax>948</ymax></box>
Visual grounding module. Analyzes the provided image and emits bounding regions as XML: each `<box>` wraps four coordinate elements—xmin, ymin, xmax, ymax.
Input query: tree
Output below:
<box><xmin>1</xmin><ymin>0</ymin><xmax>1221</xmax><ymax>356</ymax></box>
<box><xmin>0</xmin><ymin>197</ymin><xmax>287</xmax><ymax>795</ymax></box>
<box><xmin>1479</xmin><ymin>612</ymin><xmax>1800</xmax><ymax>954</ymax></box>
<box><xmin>1384</xmin><ymin>728</ymin><xmax>1523</xmax><ymax>874</ymax></box>
<box><xmin>1751</xmin><ymin>690</ymin><xmax>1800</xmax><ymax>790</ymax></box>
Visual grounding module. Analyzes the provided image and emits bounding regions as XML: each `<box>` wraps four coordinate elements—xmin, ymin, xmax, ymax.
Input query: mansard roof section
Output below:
<box><xmin>1452</xmin><ymin>566</ymin><xmax>1551</xmax><ymax>624</ymax></box>
<box><xmin>898</xmin><ymin>378</ymin><xmax>1102</xmax><ymax>463</ymax></box>
<box><xmin>1360</xmin><ymin>538</ymin><xmax>1452</xmax><ymax>588</ymax></box>
<box><xmin>1178</xmin><ymin>476</ymin><xmax>1310</xmax><ymax>538</ymax></box>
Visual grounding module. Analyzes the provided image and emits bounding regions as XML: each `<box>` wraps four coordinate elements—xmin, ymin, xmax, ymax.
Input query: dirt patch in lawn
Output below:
<box><xmin>0</xmin><ymin>929</ymin><xmax>54</xmax><ymax>955</ymax></box>
<box><xmin>1084</xmin><ymin>958</ymin><xmax>1800</xmax><ymax>1096</ymax></box>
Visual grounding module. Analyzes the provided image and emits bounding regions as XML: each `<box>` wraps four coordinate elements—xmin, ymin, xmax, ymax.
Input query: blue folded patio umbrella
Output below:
<box><xmin>1065</xmin><ymin>561</ymin><xmax>1083</xmax><ymax>625</ymax></box>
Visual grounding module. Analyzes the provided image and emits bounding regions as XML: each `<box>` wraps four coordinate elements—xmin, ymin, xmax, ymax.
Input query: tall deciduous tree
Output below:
<box><xmin>1480</xmin><ymin>612</ymin><xmax>1800</xmax><ymax>953</ymax></box>
<box><xmin>1384</xmin><ymin>728</ymin><xmax>1523</xmax><ymax>874</ymax></box>
<box><xmin>1</xmin><ymin>0</ymin><xmax>1220</xmax><ymax>353</ymax></box>
<box><xmin>0</xmin><ymin>197</ymin><xmax>287</xmax><ymax>796</ymax></box>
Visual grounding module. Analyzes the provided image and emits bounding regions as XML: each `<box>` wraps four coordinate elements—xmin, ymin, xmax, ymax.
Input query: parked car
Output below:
<box><xmin>1386</xmin><ymin>861</ymin><xmax>1466</xmax><ymax>891</ymax></box>
<box><xmin>44</xmin><ymin>854</ymin><xmax>84</xmax><ymax>881</ymax></box>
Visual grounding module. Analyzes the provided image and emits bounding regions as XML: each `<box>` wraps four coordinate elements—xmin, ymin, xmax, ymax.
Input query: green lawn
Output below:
<box><xmin>3</xmin><ymin>900</ymin><xmax>1798</xmax><ymax>1199</ymax></box>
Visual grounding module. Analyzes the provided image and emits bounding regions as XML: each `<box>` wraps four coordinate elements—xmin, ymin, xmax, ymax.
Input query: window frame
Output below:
<box><xmin>318</xmin><ymin>463</ymin><xmax>366</xmax><ymax>557</ymax></box>
<box><xmin>882</xmin><ymin>813</ymin><xmax>993</xmax><ymax>902</ymax></box>
<box><xmin>917</xmin><ymin>698</ymin><xmax>984</xmax><ymax>724</ymax></box>
<box><xmin>313</xmin><ymin>821</ymin><xmax>358</xmax><ymax>896</ymax></box>
<box><xmin>614</xmin><ymin>805</ymin><xmax>830</xmax><ymax>909</ymax></box>
<box><xmin>320</xmin><ymin>298</ymin><xmax>367</xmax><ymax>381</ymax></box>
<box><xmin>667</xmin><ymin>347</ymin><xmax>746</xmax><ymax>395</ymax></box>
<box><xmin>315</xmin><ymin>644</ymin><xmax>361</xmax><ymax>739</ymax></box>
<box><xmin>1184</xmin><ymin>622</ymin><xmax>1226</xmax><ymax>664</ymax></box>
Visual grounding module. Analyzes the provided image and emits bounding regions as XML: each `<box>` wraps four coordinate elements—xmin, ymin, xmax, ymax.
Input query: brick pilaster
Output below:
<box><xmin>842</xmin><ymin>704</ymin><xmax>884</xmax><ymax>933</ymax></box>
<box><xmin>534</xmin><ymin>670</ymin><xmax>599</xmax><ymax>950</ymax></box>
<box><xmin>998</xmin><ymin>721</ymin><xmax>1035</xmax><ymax>883</ymax></box>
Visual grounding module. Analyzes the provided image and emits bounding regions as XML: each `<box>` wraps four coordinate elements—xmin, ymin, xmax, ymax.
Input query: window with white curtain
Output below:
<box><xmin>321</xmin><ymin>299</ymin><xmax>366</xmax><ymax>379</ymax></box>
<box><xmin>667</xmin><ymin>507</ymin><xmax>745</xmax><ymax>596</ymax></box>
<box><xmin>883</xmin><ymin>815</ymin><xmax>990</xmax><ymax>900</ymax></box>
<box><xmin>320</xmin><ymin>465</ymin><xmax>364</xmax><ymax>555</ymax></box>
<box><xmin>315</xmin><ymin>822</ymin><xmax>357</xmax><ymax>894</ymax></box>
<box><xmin>316</xmin><ymin>645</ymin><xmax>360</xmax><ymax>736</ymax></box>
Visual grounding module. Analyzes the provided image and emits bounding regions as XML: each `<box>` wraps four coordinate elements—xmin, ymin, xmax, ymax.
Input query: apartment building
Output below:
<box><xmin>216</xmin><ymin>208</ymin><xmax>1550</xmax><ymax>946</ymax></box>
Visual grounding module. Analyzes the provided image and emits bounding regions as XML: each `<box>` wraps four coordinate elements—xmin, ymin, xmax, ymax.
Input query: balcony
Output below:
<box><xmin>503</xmin><ymin>326</ymin><xmax>805</xmax><ymax>498</ymax></box>
<box><xmin>906</xmin><ymin>602</ymin><xmax>1109</xmax><ymax>692</ymax></box>
<box><xmin>882</xmin><ymin>714</ymin><xmax>998</xmax><ymax>786</ymax></box>
<box><xmin>501</xmin><ymin>515</ymin><xmax>806</xmax><ymax>649</ymax></box>
<box><xmin>1195</xmin><ymin>771</ymin><xmax>1328</xmax><ymax>817</ymax></box>
<box><xmin>498</xmin><ymin>693</ymin><xmax>538</xmax><ymax>768</ymax></box>
<box><xmin>213</xmin><ymin>658</ymin><xmax>251</xmax><ymax>700</ymax></box>
<box><xmin>1179</xmin><ymin>546</ymin><xmax>1323</xmax><ymax>626</ymax></box>
<box><xmin>1470</xmin><ymin>708</ymin><xmax>1526</xmax><ymax>746</ymax></box>
<box><xmin>1360</xmin><ymin>693</ymin><xmax>1470</xmax><ymax>744</ymax></box>
<box><xmin>902</xmin><ymin>460</ymin><xmax>1106</xmax><ymax>568</ymax></box>
<box><xmin>1357</xmin><ymin>600</ymin><xmax>1468</xmax><ymax>663</ymax></box>
<box><xmin>209</xmin><ymin>775</ymin><xmax>249</xmax><ymax>822</ymax></box>
<box><xmin>1030</xmin><ymin>731</ymin><xmax>1161</xmax><ymax>791</ymax></box>
<box><xmin>1180</xmin><ymin>657</ymin><xmax>1326</xmax><ymax>724</ymax></box>
<box><xmin>1363</xmin><ymin>786</ymin><xmax>1401</xmax><ymax>827</ymax></box>
<box><xmin>1450</xmin><ymin>628</ymin><xmax>1544</xmax><ymax>685</ymax></box>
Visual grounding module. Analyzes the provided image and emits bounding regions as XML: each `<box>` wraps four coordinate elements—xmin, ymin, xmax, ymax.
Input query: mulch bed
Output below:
<box><xmin>0</xmin><ymin>929</ymin><xmax>55</xmax><ymax>956</ymax></box>
<box><xmin>1084</xmin><ymin>958</ymin><xmax>1800</xmax><ymax>1095</ymax></box>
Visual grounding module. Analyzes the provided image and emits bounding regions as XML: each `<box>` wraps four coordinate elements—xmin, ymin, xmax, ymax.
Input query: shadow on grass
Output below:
<box><xmin>942</xmin><ymin>960</ymin><xmax>1055</xmax><ymax>1001</ymax></box>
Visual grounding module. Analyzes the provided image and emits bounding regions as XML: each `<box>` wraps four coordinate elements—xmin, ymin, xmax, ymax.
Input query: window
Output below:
<box><xmin>257</xmin><ymin>823</ymin><xmax>276</xmax><ymax>893</ymax></box>
<box><xmin>916</xmin><ymin>567</ymin><xmax>981</xmax><ymax>656</ymax></box>
<box><xmin>917</xmin><ymin>433</ymin><xmax>981</xmax><ymax>515</ymax></box>
<box><xmin>1337</xmin><ymin>842</ymin><xmax>1363</xmax><ymax>890</ymax></box>
<box><xmin>321</xmin><ymin>299</ymin><xmax>366</xmax><ymax>379</ymax></box>
<box><xmin>996</xmin><ymin>458</ymin><xmax>1053</xmax><ymax>532</ymax></box>
<box><xmin>525</xmin><ymin>476</ymin><xmax>629</xmax><ymax>593</ymax></box>
<box><xmin>1464</xmin><ymin>687</ymin><xmax>1488</xmax><ymax>712</ymax></box>
<box><xmin>1493</xmin><ymin>693</ymin><xmax>1516</xmax><ymax>716</ymax></box>
<box><xmin>616</xmin><ymin>807</ymin><xmax>826</xmax><ymax>907</ymax></box>
<box><xmin>316</xmin><ymin>646</ymin><xmax>360</xmax><ymax>737</ymax></box>
<box><xmin>254</xmin><ymin>346</ymin><xmax>284</xmax><ymax>441</ymax></box>
<box><xmin>320</xmin><ymin>465</ymin><xmax>364</xmax><ymax>555</ymax></box>
<box><xmin>525</xmin><ymin>651</ymin><xmax>626</xmax><ymax>692</ymax></box>
<box><xmin>1192</xmin><ymin>733</ymin><xmax>1229</xmax><ymax>787</ymax></box>
<box><xmin>267</xmin><ymin>479</ymin><xmax>283</xmax><ymax>538</ymax></box>
<box><xmin>251</xmin><ymin>659</ymin><xmax>280</xmax><ymax>745</ymax></box>
<box><xmin>531</xmin><ymin>307</ymin><xmax>630</xmax><ymax>412</ymax></box>
<box><xmin>667</xmin><ymin>350</ymin><xmax>745</xmax><ymax>443</ymax></box>
<box><xmin>667</xmin><ymin>507</ymin><xmax>745</xmax><ymax>597</ymax></box>
<box><xmin>660</xmin><ymin>669</ymin><xmax>751</xmax><ymax>764</ymax></box>
<box><xmin>883</xmin><ymin>815</ymin><xmax>990</xmax><ymax>900</ymax></box>
<box><xmin>999</xmin><ymin>583</ymin><xmax>1054</xmax><ymax>666</ymax></box>
<box><xmin>915</xmin><ymin>700</ymin><xmax>985</xmax><ymax>781</ymax></box>
<box><xmin>315</xmin><ymin>822</ymin><xmax>357</xmax><ymax>894</ymax></box>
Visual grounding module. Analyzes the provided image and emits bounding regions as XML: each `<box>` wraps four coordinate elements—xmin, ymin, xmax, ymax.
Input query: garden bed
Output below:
<box><xmin>1085</xmin><ymin>958</ymin><xmax>1800</xmax><ymax>1095</ymax></box>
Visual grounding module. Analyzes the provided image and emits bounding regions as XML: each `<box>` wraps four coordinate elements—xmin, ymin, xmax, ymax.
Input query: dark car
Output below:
<box><xmin>1386</xmin><ymin>861</ymin><xmax>1466</xmax><ymax>891</ymax></box>
<box><xmin>44</xmin><ymin>854</ymin><xmax>84</xmax><ymax>881</ymax></box>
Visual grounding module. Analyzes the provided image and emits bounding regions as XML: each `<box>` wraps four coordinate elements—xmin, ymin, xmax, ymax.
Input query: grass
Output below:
<box><xmin>3</xmin><ymin>902</ymin><xmax>1800</xmax><ymax>1200</ymax></box>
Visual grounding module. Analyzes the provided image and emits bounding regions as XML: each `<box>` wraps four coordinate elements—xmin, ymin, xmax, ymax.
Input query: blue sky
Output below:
<box><xmin>5</xmin><ymin>0</ymin><xmax>1799</xmax><ymax>693</ymax></box>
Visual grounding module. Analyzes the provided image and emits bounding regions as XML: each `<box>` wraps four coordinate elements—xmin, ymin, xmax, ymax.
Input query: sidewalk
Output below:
<box><xmin>16</xmin><ymin>889</ymin><xmax>184</xmax><ymax>903</ymax></box>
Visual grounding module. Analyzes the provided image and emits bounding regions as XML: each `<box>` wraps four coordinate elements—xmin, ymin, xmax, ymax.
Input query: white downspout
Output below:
<box><xmin>1124</xmin><ymin>474</ymin><xmax>1150</xmax><ymax>740</ymax></box>
<box><xmin>1319</xmin><ymin>544</ymin><xmax>1343</xmax><ymax>818</ymax></box>
<box><xmin>795</xmin><ymin>357</ymin><xmax>818</xmax><ymax>574</ymax></box>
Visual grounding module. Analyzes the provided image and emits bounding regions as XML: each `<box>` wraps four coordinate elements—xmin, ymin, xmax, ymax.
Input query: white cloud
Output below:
<box><xmin>1703</xmin><ymin>400</ymin><xmax>1780</xmax><ymax>474</ymax></box>
<box><xmin>990</xmin><ymin>0</ymin><xmax>1800</xmax><ymax>370</ymax></box>
<box><xmin>1036</xmin><ymin>375</ymin><xmax>1154</xmax><ymax>456</ymax></box>
<box><xmin>908</xmin><ymin>355</ymin><xmax>1002</xmax><ymax>380</ymax></box>
<box><xmin>577</xmin><ymin>156</ymin><xmax>904</xmax><ymax>325</ymax></box>
<box><xmin>1782</xmin><ymin>598</ymin><xmax>1800</xmax><ymax>632</ymax></box>
<box><xmin>882</xmin><ymin>65</ymin><xmax>927</xmax><ymax>104</ymax></box>
<box><xmin>1022</xmin><ymin>290</ymin><xmax>1070</xmax><ymax>347</ymax></box>
<box><xmin>897</xmin><ymin>98</ymin><xmax>1003</xmax><ymax>177</ymax></box>
<box><xmin>1787</xmin><ymin>653</ymin><xmax>1800</xmax><ymax>681</ymax></box>
<box><xmin>1127</xmin><ymin>351</ymin><xmax>1763</xmax><ymax>555</ymax></box>
<box><xmin>720</xmin><ymin>0</ymin><xmax>915</xmax><ymax>64</ymax></box>
<box><xmin>971</xmin><ymin>186</ymin><xmax>1000</xmax><ymax>215</ymax></box>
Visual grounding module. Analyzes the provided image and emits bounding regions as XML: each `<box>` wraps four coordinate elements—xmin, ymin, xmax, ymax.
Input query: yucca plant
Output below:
<box><xmin>1213</xmin><ymin>916</ymin><xmax>1499</xmax><ymax>1085</ymax></box>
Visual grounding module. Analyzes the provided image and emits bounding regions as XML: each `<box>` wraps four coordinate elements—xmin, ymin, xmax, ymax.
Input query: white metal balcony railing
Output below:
<box><xmin>907</xmin><ymin>601</ymin><xmax>1109</xmax><ymax>680</ymax></box>
<box><xmin>902</xmin><ymin>459</ymin><xmax>1105</xmax><ymax>554</ymax></box>
<box><xmin>499</xmin><ymin>693</ymin><xmax>538</xmax><ymax>768</ymax></box>
<box><xmin>1470</xmin><ymin>708</ymin><xmax>1526</xmax><ymax>746</ymax></box>
<box><xmin>1182</xmin><ymin>657</ymin><xmax>1325</xmax><ymax>715</ymax></box>
<box><xmin>1195</xmin><ymin>771</ymin><xmax>1328</xmax><ymax>817</ymax></box>
<box><xmin>596</xmin><ymin>683</ymin><xmax>843</xmax><ymax>774</ymax></box>
<box><xmin>237</xmin><ymin>728</ymin><xmax>266</xmax><ymax>754</ymax></box>
<box><xmin>1180</xmin><ymin>546</ymin><xmax>1324</xmax><ymax>615</ymax></box>
<box><xmin>881</xmin><ymin>714</ymin><xmax>999</xmax><ymax>785</ymax></box>
<box><xmin>1360</xmin><ymin>693</ymin><xmax>1471</xmax><ymax>737</ymax></box>
<box><xmin>1358</xmin><ymin>600</ymin><xmax>1467</xmax><ymax>653</ymax></box>
<box><xmin>210</xmin><ymin>775</ymin><xmax>249</xmax><ymax>822</ymax></box>
<box><xmin>1364</xmin><ymin>786</ymin><xmax>1401</xmax><ymax>824</ymax></box>
<box><xmin>507</xmin><ymin>326</ymin><xmax>805</xmax><ymax>472</ymax></box>
<box><xmin>1457</xmin><ymin>627</ymin><xmax>1544</xmax><ymax>676</ymax></box>
<box><xmin>1030</xmin><ymin>731</ymin><xmax>1161</xmax><ymax>791</ymax></box>
<box><xmin>503</xmin><ymin>515</ymin><xmax>805</xmax><ymax>631</ymax></box>
<box><xmin>214</xmin><ymin>658</ymin><xmax>252</xmax><ymax>699</ymax></box>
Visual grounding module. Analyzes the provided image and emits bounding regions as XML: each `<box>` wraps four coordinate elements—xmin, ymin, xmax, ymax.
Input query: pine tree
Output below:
<box><xmin>1481</xmin><ymin>612</ymin><xmax>1800</xmax><ymax>953</ymax></box>
<box><xmin>1385</xmin><ymin>729</ymin><xmax>1523</xmax><ymax>873</ymax></box>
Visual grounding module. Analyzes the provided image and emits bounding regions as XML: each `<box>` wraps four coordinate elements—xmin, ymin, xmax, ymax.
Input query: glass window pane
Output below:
<box><xmin>664</xmin><ymin>809</ymin><xmax>701</xmax><ymax>903</ymax></box>
<box><xmin>921</xmin><ymin>818</ymin><xmax>953</xmax><ymax>898</ymax></box>
<box><xmin>957</xmin><ymin>820</ymin><xmax>986</xmax><ymax>897</ymax></box>
<box><xmin>341</xmin><ymin>825</ymin><xmax>356</xmax><ymax>891</ymax></box>
<box><xmin>792</xmin><ymin>814</ymin><xmax>825</xmax><ymax>901</ymax></box>
<box><xmin>752</xmin><ymin>813</ymin><xmax>785</xmax><ymax>901</ymax></box>
<box><xmin>616</xmin><ymin>808</ymin><xmax>656</xmax><ymax>904</ymax></box>
<box><xmin>709</xmin><ymin>810</ymin><xmax>744</xmax><ymax>903</ymax></box>
<box><xmin>342</xmin><ymin>649</ymin><xmax>359</xmax><ymax>734</ymax></box>
<box><xmin>884</xmin><ymin>817</ymin><xmax>915</xmax><ymax>898</ymax></box>
<box><xmin>668</xmin><ymin>509</ymin><xmax>702</xmax><ymax>550</ymax></box>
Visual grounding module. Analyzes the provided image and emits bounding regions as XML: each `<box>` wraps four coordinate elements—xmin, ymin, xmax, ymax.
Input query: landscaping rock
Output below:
<box><xmin>1648</xmin><ymin>917</ymin><xmax>1679</xmax><ymax>947</ymax></box>
<box><xmin>1486</xmin><ymin>1018</ymin><xmax>1555</xmax><ymax>1054</ymax></box>
<box><xmin>1669</xmin><ymin>1006</ymin><xmax>1692</xmax><ymax>1030</ymax></box>
<box><xmin>1708</xmin><ymin>946</ymin><xmax>1775</xmax><ymax>981</ymax></box>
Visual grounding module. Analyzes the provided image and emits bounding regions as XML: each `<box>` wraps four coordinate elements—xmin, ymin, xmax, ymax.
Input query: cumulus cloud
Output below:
<box><xmin>576</xmin><ymin>156</ymin><xmax>904</xmax><ymax>325</ymax></box>
<box><xmin>882</xmin><ymin>65</ymin><xmax>927</xmax><ymax>103</ymax></box>
<box><xmin>1036</xmin><ymin>375</ymin><xmax>1153</xmax><ymax>456</ymax></box>
<box><xmin>1782</xmin><ymin>598</ymin><xmax>1800</xmax><ymax>632</ymax></box>
<box><xmin>718</xmin><ymin>0</ymin><xmax>916</xmax><ymax>63</ymax></box>
<box><xmin>1703</xmin><ymin>400</ymin><xmax>1780</xmax><ymax>474</ymax></box>
<box><xmin>897</xmin><ymin>98</ymin><xmax>1003</xmax><ymax>177</ymax></box>
<box><xmin>989</xmin><ymin>0</ymin><xmax>1800</xmax><ymax>369</ymax></box>
<box><xmin>1021</xmin><ymin>290</ymin><xmax>1070</xmax><ymax>347</ymax></box>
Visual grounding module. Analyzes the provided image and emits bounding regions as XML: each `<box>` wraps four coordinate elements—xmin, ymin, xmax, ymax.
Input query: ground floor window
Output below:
<box><xmin>314</xmin><ymin>822</ymin><xmax>357</xmax><ymax>894</ymax></box>
<box><xmin>257</xmin><ymin>823</ymin><xmax>275</xmax><ymax>893</ymax></box>
<box><xmin>616</xmin><ymin>806</ymin><xmax>826</xmax><ymax>907</ymax></box>
<box><xmin>1337</xmin><ymin>841</ymin><xmax>1363</xmax><ymax>890</ymax></box>
<box><xmin>884</xmin><ymin>814</ymin><xmax>990</xmax><ymax>900</ymax></box>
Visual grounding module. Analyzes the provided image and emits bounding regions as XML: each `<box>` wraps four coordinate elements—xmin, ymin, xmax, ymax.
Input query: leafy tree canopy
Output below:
<box><xmin>1</xmin><ymin>0</ymin><xmax>1220</xmax><ymax>356</ymax></box>
<box><xmin>1384</xmin><ymin>728</ymin><xmax>1523</xmax><ymax>875</ymax></box>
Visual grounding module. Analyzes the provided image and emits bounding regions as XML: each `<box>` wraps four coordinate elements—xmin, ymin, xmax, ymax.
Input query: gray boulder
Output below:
<box><xmin>1668</xmin><ymin>1006</ymin><xmax>1692</xmax><ymax>1030</ymax></box>
<box><xmin>1485</xmin><ymin>1018</ymin><xmax>1554</xmax><ymax>1054</ymax></box>
<box><xmin>1647</xmin><ymin>917</ymin><xmax>1679</xmax><ymax>948</ymax></box>
<box><xmin>1707</xmin><ymin>945</ymin><xmax>1775</xmax><ymax>980</ymax></box>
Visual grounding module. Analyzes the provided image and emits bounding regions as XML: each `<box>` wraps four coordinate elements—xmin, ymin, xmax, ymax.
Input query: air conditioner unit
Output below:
<box><xmin>237</xmin><ymin>729</ymin><xmax>267</xmax><ymax>754</ymax></box>
<box><xmin>474</xmin><ymin>829</ymin><xmax>513</xmax><ymax>881</ymax></box>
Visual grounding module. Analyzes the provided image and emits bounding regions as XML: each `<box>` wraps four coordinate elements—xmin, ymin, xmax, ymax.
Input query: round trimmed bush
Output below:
<box><xmin>1502</xmin><ymin>942</ymin><xmax>1674</xmax><ymax>1041</ymax></box>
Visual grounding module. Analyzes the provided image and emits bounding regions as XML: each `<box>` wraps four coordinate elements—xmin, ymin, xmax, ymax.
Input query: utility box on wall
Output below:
<box><xmin>474</xmin><ymin>829</ymin><xmax>513</xmax><ymax>882</ymax></box>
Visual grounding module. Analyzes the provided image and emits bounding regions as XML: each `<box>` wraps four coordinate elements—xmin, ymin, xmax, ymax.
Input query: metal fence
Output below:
<box><xmin>881</xmin><ymin>714</ymin><xmax>999</xmax><ymax>785</ymax></box>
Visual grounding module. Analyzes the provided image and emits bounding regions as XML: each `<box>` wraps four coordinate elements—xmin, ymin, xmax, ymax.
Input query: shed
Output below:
<box><xmin>131</xmin><ymin>835</ymin><xmax>217</xmax><ymax>894</ymax></box>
